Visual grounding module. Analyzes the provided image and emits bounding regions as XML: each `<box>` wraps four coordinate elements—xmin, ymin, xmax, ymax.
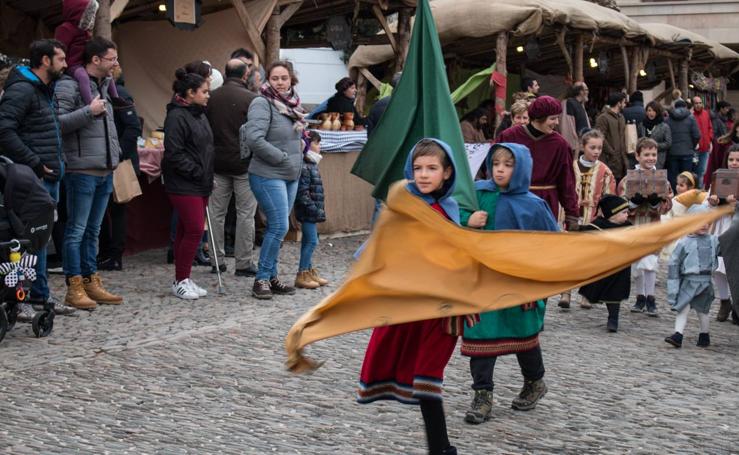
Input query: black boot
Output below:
<box><xmin>630</xmin><ymin>295</ymin><xmax>646</xmax><ymax>313</ymax></box>
<box><xmin>732</xmin><ymin>310</ymin><xmax>739</xmax><ymax>325</ymax></box>
<box><xmin>98</xmin><ymin>256</ymin><xmax>122</xmax><ymax>271</ymax></box>
<box><xmin>166</xmin><ymin>248</ymin><xmax>174</xmax><ymax>264</ymax></box>
<box><xmin>696</xmin><ymin>333</ymin><xmax>710</xmax><ymax>347</ymax></box>
<box><xmin>441</xmin><ymin>447</ymin><xmax>458</xmax><ymax>455</ymax></box>
<box><xmin>606</xmin><ymin>304</ymin><xmax>619</xmax><ymax>332</ymax></box>
<box><xmin>664</xmin><ymin>332</ymin><xmax>683</xmax><ymax>348</ymax></box>
<box><xmin>717</xmin><ymin>300</ymin><xmax>732</xmax><ymax>322</ymax></box>
<box><xmin>645</xmin><ymin>296</ymin><xmax>658</xmax><ymax>317</ymax></box>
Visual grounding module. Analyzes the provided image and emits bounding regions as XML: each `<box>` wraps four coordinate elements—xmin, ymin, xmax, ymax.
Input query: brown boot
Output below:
<box><xmin>65</xmin><ymin>275</ymin><xmax>97</xmax><ymax>310</ymax></box>
<box><xmin>308</xmin><ymin>268</ymin><xmax>329</xmax><ymax>286</ymax></box>
<box><xmin>295</xmin><ymin>271</ymin><xmax>319</xmax><ymax>289</ymax></box>
<box><xmin>717</xmin><ymin>299</ymin><xmax>732</xmax><ymax>322</ymax></box>
<box><xmin>83</xmin><ymin>273</ymin><xmax>123</xmax><ymax>305</ymax></box>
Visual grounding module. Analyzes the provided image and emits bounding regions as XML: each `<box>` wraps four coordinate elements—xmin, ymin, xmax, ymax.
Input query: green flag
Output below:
<box><xmin>351</xmin><ymin>0</ymin><xmax>477</xmax><ymax>211</ymax></box>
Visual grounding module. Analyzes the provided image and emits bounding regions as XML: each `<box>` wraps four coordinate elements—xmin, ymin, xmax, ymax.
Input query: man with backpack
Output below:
<box><xmin>206</xmin><ymin>59</ymin><xmax>258</xmax><ymax>277</ymax></box>
<box><xmin>0</xmin><ymin>39</ymin><xmax>82</xmax><ymax>318</ymax></box>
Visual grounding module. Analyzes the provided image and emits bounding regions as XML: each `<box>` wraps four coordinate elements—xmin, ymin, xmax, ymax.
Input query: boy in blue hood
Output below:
<box><xmin>460</xmin><ymin>143</ymin><xmax>558</xmax><ymax>425</ymax></box>
<box><xmin>358</xmin><ymin>138</ymin><xmax>460</xmax><ymax>455</ymax></box>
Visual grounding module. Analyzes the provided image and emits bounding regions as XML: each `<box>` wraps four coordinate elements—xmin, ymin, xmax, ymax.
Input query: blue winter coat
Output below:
<box><xmin>295</xmin><ymin>160</ymin><xmax>326</xmax><ymax>223</ymax></box>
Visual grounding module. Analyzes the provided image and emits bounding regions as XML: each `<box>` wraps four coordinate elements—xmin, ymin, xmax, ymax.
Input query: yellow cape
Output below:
<box><xmin>286</xmin><ymin>181</ymin><xmax>731</xmax><ymax>372</ymax></box>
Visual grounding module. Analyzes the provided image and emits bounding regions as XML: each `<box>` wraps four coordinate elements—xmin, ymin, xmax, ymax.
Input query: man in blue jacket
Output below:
<box><xmin>0</xmin><ymin>39</ymin><xmax>84</xmax><ymax>318</ymax></box>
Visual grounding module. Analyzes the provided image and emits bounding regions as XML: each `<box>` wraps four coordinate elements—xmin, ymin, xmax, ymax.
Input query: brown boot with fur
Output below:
<box><xmin>308</xmin><ymin>268</ymin><xmax>329</xmax><ymax>286</ymax></box>
<box><xmin>295</xmin><ymin>271</ymin><xmax>319</xmax><ymax>289</ymax></box>
<box><xmin>83</xmin><ymin>273</ymin><xmax>123</xmax><ymax>305</ymax></box>
<box><xmin>65</xmin><ymin>275</ymin><xmax>97</xmax><ymax>310</ymax></box>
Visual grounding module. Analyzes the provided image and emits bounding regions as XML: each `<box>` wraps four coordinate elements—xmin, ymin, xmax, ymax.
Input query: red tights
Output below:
<box><xmin>168</xmin><ymin>194</ymin><xmax>207</xmax><ymax>282</ymax></box>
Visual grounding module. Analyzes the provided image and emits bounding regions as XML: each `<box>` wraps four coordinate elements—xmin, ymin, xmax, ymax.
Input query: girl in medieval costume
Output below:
<box><xmin>573</xmin><ymin>129</ymin><xmax>616</xmax><ymax>226</ymax></box>
<box><xmin>459</xmin><ymin>143</ymin><xmax>559</xmax><ymax>425</ymax></box>
<box><xmin>704</xmin><ymin>146</ymin><xmax>739</xmax><ymax>322</ymax></box>
<box><xmin>357</xmin><ymin>138</ymin><xmax>461</xmax><ymax>455</ymax></box>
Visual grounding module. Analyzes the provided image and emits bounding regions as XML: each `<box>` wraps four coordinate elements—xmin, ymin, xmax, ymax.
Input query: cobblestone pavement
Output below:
<box><xmin>1</xmin><ymin>236</ymin><xmax>738</xmax><ymax>454</ymax></box>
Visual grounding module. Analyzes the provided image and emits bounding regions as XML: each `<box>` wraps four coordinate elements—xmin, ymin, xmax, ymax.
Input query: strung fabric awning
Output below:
<box><xmin>285</xmin><ymin>181</ymin><xmax>733</xmax><ymax>372</ymax></box>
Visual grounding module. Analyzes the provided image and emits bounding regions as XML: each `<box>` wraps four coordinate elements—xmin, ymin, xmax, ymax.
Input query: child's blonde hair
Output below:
<box><xmin>580</xmin><ymin>128</ymin><xmax>604</xmax><ymax>146</ymax></box>
<box><xmin>491</xmin><ymin>146</ymin><xmax>515</xmax><ymax>162</ymax></box>
<box><xmin>676</xmin><ymin>171</ymin><xmax>697</xmax><ymax>190</ymax></box>
<box><xmin>510</xmin><ymin>100</ymin><xmax>528</xmax><ymax>117</ymax></box>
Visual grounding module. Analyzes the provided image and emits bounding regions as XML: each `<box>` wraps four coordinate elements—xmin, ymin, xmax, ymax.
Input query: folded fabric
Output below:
<box><xmin>285</xmin><ymin>181</ymin><xmax>732</xmax><ymax>372</ymax></box>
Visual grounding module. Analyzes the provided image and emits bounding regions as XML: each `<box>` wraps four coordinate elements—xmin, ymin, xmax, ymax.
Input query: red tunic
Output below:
<box><xmin>498</xmin><ymin>125</ymin><xmax>579</xmax><ymax>218</ymax></box>
<box><xmin>357</xmin><ymin>203</ymin><xmax>458</xmax><ymax>404</ymax></box>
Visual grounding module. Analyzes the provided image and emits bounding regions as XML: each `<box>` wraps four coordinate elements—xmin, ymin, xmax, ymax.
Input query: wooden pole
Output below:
<box><xmin>620</xmin><ymin>46</ymin><xmax>630</xmax><ymax>91</ymax></box>
<box><xmin>667</xmin><ymin>59</ymin><xmax>676</xmax><ymax>90</ymax></box>
<box><xmin>231</xmin><ymin>0</ymin><xmax>268</xmax><ymax>63</ymax></box>
<box><xmin>555</xmin><ymin>29</ymin><xmax>573</xmax><ymax>79</ymax></box>
<box><xmin>679</xmin><ymin>59</ymin><xmax>689</xmax><ymax>98</ymax></box>
<box><xmin>95</xmin><ymin>0</ymin><xmax>112</xmax><ymax>40</ymax></box>
<box><xmin>574</xmin><ymin>34</ymin><xmax>584</xmax><ymax>83</ymax></box>
<box><xmin>494</xmin><ymin>32</ymin><xmax>508</xmax><ymax>128</ymax></box>
<box><xmin>372</xmin><ymin>5</ymin><xmax>399</xmax><ymax>55</ymax></box>
<box><xmin>629</xmin><ymin>47</ymin><xmax>640</xmax><ymax>94</ymax></box>
<box><xmin>356</xmin><ymin>71</ymin><xmax>367</xmax><ymax>114</ymax></box>
<box><xmin>394</xmin><ymin>7</ymin><xmax>412</xmax><ymax>72</ymax></box>
<box><xmin>265</xmin><ymin>10</ymin><xmax>281</xmax><ymax>66</ymax></box>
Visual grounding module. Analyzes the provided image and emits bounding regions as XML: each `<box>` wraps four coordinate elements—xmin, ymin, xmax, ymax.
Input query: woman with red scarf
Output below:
<box><xmin>244</xmin><ymin>61</ymin><xmax>307</xmax><ymax>300</ymax></box>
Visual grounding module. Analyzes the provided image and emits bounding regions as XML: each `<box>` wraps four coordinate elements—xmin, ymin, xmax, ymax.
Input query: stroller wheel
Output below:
<box><xmin>0</xmin><ymin>308</ymin><xmax>8</xmax><ymax>343</ymax></box>
<box><xmin>1</xmin><ymin>301</ymin><xmax>15</xmax><ymax>332</ymax></box>
<box><xmin>32</xmin><ymin>311</ymin><xmax>54</xmax><ymax>338</ymax></box>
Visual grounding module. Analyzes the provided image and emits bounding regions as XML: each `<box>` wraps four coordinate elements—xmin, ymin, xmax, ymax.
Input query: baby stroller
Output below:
<box><xmin>0</xmin><ymin>158</ymin><xmax>56</xmax><ymax>342</ymax></box>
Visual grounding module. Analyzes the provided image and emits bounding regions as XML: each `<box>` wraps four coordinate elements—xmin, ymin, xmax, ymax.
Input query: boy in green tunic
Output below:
<box><xmin>460</xmin><ymin>143</ymin><xmax>559</xmax><ymax>424</ymax></box>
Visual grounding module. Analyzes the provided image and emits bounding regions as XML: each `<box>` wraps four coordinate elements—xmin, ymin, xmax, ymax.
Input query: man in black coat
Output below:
<box><xmin>206</xmin><ymin>59</ymin><xmax>259</xmax><ymax>276</ymax></box>
<box><xmin>98</xmin><ymin>69</ymin><xmax>142</xmax><ymax>271</ymax></box>
<box><xmin>623</xmin><ymin>91</ymin><xmax>646</xmax><ymax>125</ymax></box>
<box><xmin>0</xmin><ymin>39</ymin><xmax>87</xmax><ymax>316</ymax></box>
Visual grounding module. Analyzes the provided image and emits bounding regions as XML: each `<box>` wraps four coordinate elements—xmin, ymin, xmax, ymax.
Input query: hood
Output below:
<box><xmin>63</xmin><ymin>0</ymin><xmax>98</xmax><ymax>30</ymax></box>
<box><xmin>479</xmin><ymin>142</ymin><xmax>532</xmax><ymax>195</ymax></box>
<box><xmin>403</xmin><ymin>138</ymin><xmax>460</xmax><ymax>224</ymax></box>
<box><xmin>669</xmin><ymin>107</ymin><xmax>691</xmax><ymax>121</ymax></box>
<box><xmin>3</xmin><ymin>65</ymin><xmax>44</xmax><ymax>91</ymax></box>
<box><xmin>167</xmin><ymin>100</ymin><xmax>206</xmax><ymax>117</ymax></box>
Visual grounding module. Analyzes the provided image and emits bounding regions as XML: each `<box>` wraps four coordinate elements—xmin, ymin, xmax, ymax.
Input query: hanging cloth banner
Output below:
<box><xmin>450</xmin><ymin>64</ymin><xmax>495</xmax><ymax>104</ymax></box>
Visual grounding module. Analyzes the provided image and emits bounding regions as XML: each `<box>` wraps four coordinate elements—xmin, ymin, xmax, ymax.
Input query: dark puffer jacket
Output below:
<box><xmin>0</xmin><ymin>66</ymin><xmax>63</xmax><ymax>180</ymax></box>
<box><xmin>162</xmin><ymin>102</ymin><xmax>215</xmax><ymax>196</ymax></box>
<box><xmin>667</xmin><ymin>107</ymin><xmax>701</xmax><ymax>157</ymax></box>
<box><xmin>295</xmin><ymin>160</ymin><xmax>325</xmax><ymax>223</ymax></box>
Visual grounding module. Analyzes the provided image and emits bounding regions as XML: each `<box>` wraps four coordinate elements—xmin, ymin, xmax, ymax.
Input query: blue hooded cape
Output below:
<box><xmin>403</xmin><ymin>138</ymin><xmax>461</xmax><ymax>224</ymax></box>
<box><xmin>475</xmin><ymin>143</ymin><xmax>559</xmax><ymax>232</ymax></box>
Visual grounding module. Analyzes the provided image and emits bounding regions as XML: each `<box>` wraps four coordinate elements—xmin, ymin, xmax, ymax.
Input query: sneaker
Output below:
<box><xmin>16</xmin><ymin>303</ymin><xmax>36</xmax><ymax>323</ymax></box>
<box><xmin>630</xmin><ymin>295</ymin><xmax>646</xmax><ymax>313</ymax></box>
<box><xmin>211</xmin><ymin>263</ymin><xmax>227</xmax><ymax>274</ymax></box>
<box><xmin>441</xmin><ymin>446</ymin><xmax>458</xmax><ymax>455</ymax></box>
<box><xmin>185</xmin><ymin>278</ymin><xmax>208</xmax><ymax>297</ymax></box>
<box><xmin>252</xmin><ymin>279</ymin><xmax>272</xmax><ymax>300</ymax></box>
<box><xmin>31</xmin><ymin>295</ymin><xmax>76</xmax><ymax>316</ymax></box>
<box><xmin>171</xmin><ymin>280</ymin><xmax>199</xmax><ymax>300</ymax></box>
<box><xmin>193</xmin><ymin>249</ymin><xmax>211</xmax><ymax>266</ymax></box>
<box><xmin>464</xmin><ymin>389</ymin><xmax>493</xmax><ymax>424</ymax></box>
<box><xmin>696</xmin><ymin>332</ymin><xmax>710</xmax><ymax>347</ymax></box>
<box><xmin>511</xmin><ymin>379</ymin><xmax>547</xmax><ymax>411</ymax></box>
<box><xmin>645</xmin><ymin>296</ymin><xmax>658</xmax><ymax>317</ymax></box>
<box><xmin>269</xmin><ymin>278</ymin><xmax>296</xmax><ymax>295</ymax></box>
<box><xmin>664</xmin><ymin>332</ymin><xmax>683</xmax><ymax>348</ymax></box>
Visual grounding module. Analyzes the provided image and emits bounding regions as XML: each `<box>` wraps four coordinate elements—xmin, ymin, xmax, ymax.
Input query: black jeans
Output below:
<box><xmin>99</xmin><ymin>196</ymin><xmax>127</xmax><ymax>260</ymax></box>
<box><xmin>469</xmin><ymin>345</ymin><xmax>545</xmax><ymax>391</ymax></box>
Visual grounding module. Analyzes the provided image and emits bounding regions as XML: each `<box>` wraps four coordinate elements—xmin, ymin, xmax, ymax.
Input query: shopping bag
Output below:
<box><xmin>112</xmin><ymin>159</ymin><xmax>143</xmax><ymax>203</ymax></box>
<box><xmin>626</xmin><ymin>123</ymin><xmax>638</xmax><ymax>155</ymax></box>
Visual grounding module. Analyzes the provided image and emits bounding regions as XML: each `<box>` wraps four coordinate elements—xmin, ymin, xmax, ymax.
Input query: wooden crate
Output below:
<box><xmin>623</xmin><ymin>169</ymin><xmax>669</xmax><ymax>198</ymax></box>
<box><xmin>711</xmin><ymin>169</ymin><xmax>739</xmax><ymax>198</ymax></box>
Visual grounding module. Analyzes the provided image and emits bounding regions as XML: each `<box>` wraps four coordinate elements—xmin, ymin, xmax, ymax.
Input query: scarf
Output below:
<box><xmin>642</xmin><ymin>115</ymin><xmax>663</xmax><ymax>137</ymax></box>
<box><xmin>259</xmin><ymin>83</ymin><xmax>307</xmax><ymax>131</ymax></box>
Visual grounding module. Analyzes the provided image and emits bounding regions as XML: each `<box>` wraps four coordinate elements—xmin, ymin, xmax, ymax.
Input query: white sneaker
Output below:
<box><xmin>171</xmin><ymin>280</ymin><xmax>199</xmax><ymax>300</ymax></box>
<box><xmin>16</xmin><ymin>303</ymin><xmax>37</xmax><ymax>323</ymax></box>
<box><xmin>184</xmin><ymin>278</ymin><xmax>207</xmax><ymax>297</ymax></box>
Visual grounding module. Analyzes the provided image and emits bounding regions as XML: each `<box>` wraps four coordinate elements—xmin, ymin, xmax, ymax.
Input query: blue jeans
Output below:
<box><xmin>299</xmin><ymin>221</ymin><xmax>318</xmax><ymax>271</ymax></box>
<box><xmin>248</xmin><ymin>174</ymin><xmax>298</xmax><ymax>281</ymax></box>
<box><xmin>693</xmin><ymin>150</ymin><xmax>710</xmax><ymax>189</ymax></box>
<box><xmin>31</xmin><ymin>179</ymin><xmax>60</xmax><ymax>300</ymax></box>
<box><xmin>63</xmin><ymin>173</ymin><xmax>113</xmax><ymax>277</ymax></box>
<box><xmin>667</xmin><ymin>155</ymin><xmax>694</xmax><ymax>193</ymax></box>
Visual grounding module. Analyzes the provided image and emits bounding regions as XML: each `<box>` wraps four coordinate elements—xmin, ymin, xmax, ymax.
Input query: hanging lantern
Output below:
<box><xmin>525</xmin><ymin>37</ymin><xmax>541</xmax><ymax>61</ymax></box>
<box><xmin>166</xmin><ymin>0</ymin><xmax>202</xmax><ymax>30</ymax></box>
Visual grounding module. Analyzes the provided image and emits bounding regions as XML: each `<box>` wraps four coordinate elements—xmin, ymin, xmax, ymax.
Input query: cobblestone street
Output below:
<box><xmin>1</xmin><ymin>235</ymin><xmax>737</xmax><ymax>454</ymax></box>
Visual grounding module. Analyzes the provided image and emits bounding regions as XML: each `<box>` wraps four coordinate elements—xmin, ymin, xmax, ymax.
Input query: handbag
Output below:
<box><xmin>112</xmin><ymin>159</ymin><xmax>143</xmax><ymax>203</ymax></box>
<box><xmin>626</xmin><ymin>123</ymin><xmax>638</xmax><ymax>155</ymax></box>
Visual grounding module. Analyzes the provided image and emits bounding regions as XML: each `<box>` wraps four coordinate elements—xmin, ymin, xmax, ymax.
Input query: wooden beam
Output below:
<box><xmin>667</xmin><ymin>59</ymin><xmax>676</xmax><ymax>89</ymax></box>
<box><xmin>231</xmin><ymin>0</ymin><xmax>266</xmax><ymax>63</ymax></box>
<box><xmin>653</xmin><ymin>86</ymin><xmax>672</xmax><ymax>103</ymax></box>
<box><xmin>254</xmin><ymin>0</ymin><xmax>281</xmax><ymax>32</ymax></box>
<box><xmin>110</xmin><ymin>0</ymin><xmax>131</xmax><ymax>21</ymax></box>
<box><xmin>555</xmin><ymin>29</ymin><xmax>573</xmax><ymax>78</ymax></box>
<box><xmin>276</xmin><ymin>1</ymin><xmax>301</xmax><ymax>26</ymax></box>
<box><xmin>95</xmin><ymin>0</ymin><xmax>112</xmax><ymax>39</ymax></box>
<box><xmin>372</xmin><ymin>5</ymin><xmax>399</xmax><ymax>55</ymax></box>
<box><xmin>574</xmin><ymin>34</ymin><xmax>584</xmax><ymax>83</ymax></box>
<box><xmin>359</xmin><ymin>68</ymin><xmax>382</xmax><ymax>91</ymax></box>
<box><xmin>394</xmin><ymin>7</ymin><xmax>412</xmax><ymax>72</ymax></box>
<box><xmin>494</xmin><ymin>32</ymin><xmax>508</xmax><ymax>128</ymax></box>
<box><xmin>629</xmin><ymin>46</ymin><xmax>640</xmax><ymax>93</ymax></box>
<box><xmin>265</xmin><ymin>11</ymin><xmax>281</xmax><ymax>66</ymax></box>
<box><xmin>620</xmin><ymin>46</ymin><xmax>630</xmax><ymax>91</ymax></box>
<box><xmin>679</xmin><ymin>48</ymin><xmax>693</xmax><ymax>97</ymax></box>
